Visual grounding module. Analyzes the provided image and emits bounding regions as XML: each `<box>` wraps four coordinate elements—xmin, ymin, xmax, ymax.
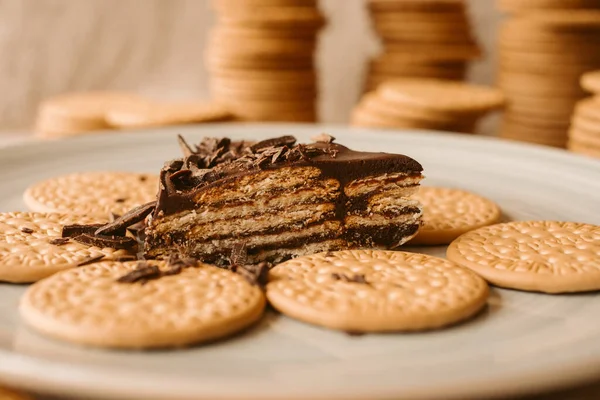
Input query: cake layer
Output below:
<box><xmin>344</xmin><ymin>172</ymin><xmax>423</xmax><ymax>198</ymax></box>
<box><xmin>149</xmin><ymin>184</ymin><xmax>338</xmax><ymax>236</ymax></box>
<box><xmin>145</xmin><ymin>220</ymin><xmax>343</xmax><ymax>259</ymax></box>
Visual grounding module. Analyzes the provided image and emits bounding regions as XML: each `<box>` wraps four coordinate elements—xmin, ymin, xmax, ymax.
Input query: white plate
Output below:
<box><xmin>1</xmin><ymin>124</ymin><xmax>600</xmax><ymax>400</ymax></box>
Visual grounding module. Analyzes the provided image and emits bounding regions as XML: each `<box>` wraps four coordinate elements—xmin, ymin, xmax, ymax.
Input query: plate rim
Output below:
<box><xmin>1</xmin><ymin>123</ymin><xmax>600</xmax><ymax>400</ymax></box>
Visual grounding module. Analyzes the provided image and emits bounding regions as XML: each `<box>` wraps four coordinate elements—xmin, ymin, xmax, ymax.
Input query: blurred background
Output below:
<box><xmin>0</xmin><ymin>0</ymin><xmax>498</xmax><ymax>129</ymax></box>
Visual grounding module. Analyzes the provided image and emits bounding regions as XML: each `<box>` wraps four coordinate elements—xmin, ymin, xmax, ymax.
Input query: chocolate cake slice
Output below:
<box><xmin>144</xmin><ymin>134</ymin><xmax>423</xmax><ymax>265</ymax></box>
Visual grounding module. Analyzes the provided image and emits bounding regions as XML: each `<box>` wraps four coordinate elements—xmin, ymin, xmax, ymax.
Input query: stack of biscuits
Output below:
<box><xmin>33</xmin><ymin>92</ymin><xmax>233</xmax><ymax>139</ymax></box>
<box><xmin>205</xmin><ymin>0</ymin><xmax>326</xmax><ymax>122</ymax></box>
<box><xmin>567</xmin><ymin>70</ymin><xmax>600</xmax><ymax>158</ymax></box>
<box><xmin>496</xmin><ymin>5</ymin><xmax>600</xmax><ymax>148</ymax></box>
<box><xmin>363</xmin><ymin>0</ymin><xmax>482</xmax><ymax>92</ymax></box>
<box><xmin>350</xmin><ymin>78</ymin><xmax>505</xmax><ymax>133</ymax></box>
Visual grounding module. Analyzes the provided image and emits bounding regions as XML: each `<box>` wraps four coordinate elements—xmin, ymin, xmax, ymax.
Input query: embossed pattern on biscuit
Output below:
<box><xmin>0</xmin><ymin>212</ymin><xmax>130</xmax><ymax>283</ymax></box>
<box><xmin>23</xmin><ymin>172</ymin><xmax>158</xmax><ymax>217</ymax></box>
<box><xmin>447</xmin><ymin>221</ymin><xmax>600</xmax><ymax>293</ymax></box>
<box><xmin>267</xmin><ymin>250</ymin><xmax>489</xmax><ymax>332</ymax></box>
<box><xmin>410</xmin><ymin>186</ymin><xmax>501</xmax><ymax>245</ymax></box>
<box><xmin>19</xmin><ymin>261</ymin><xmax>266</xmax><ymax>348</ymax></box>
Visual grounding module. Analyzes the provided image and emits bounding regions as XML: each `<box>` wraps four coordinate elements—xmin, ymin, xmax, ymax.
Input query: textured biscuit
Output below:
<box><xmin>581</xmin><ymin>70</ymin><xmax>600</xmax><ymax>94</ymax></box>
<box><xmin>379</xmin><ymin>78</ymin><xmax>505</xmax><ymax>114</ymax></box>
<box><xmin>498</xmin><ymin>0</ymin><xmax>600</xmax><ymax>12</ymax></box>
<box><xmin>447</xmin><ymin>221</ymin><xmax>600</xmax><ymax>293</ymax></box>
<box><xmin>368</xmin><ymin>0</ymin><xmax>465</xmax><ymax>12</ymax></box>
<box><xmin>0</xmin><ymin>212</ymin><xmax>130</xmax><ymax>283</ymax></box>
<box><xmin>267</xmin><ymin>250</ymin><xmax>489</xmax><ymax>332</ymax></box>
<box><xmin>573</xmin><ymin>97</ymin><xmax>600</xmax><ymax>120</ymax></box>
<box><xmin>20</xmin><ymin>260</ymin><xmax>266</xmax><ymax>348</ymax></box>
<box><xmin>23</xmin><ymin>172</ymin><xmax>158</xmax><ymax>217</ymax></box>
<box><xmin>0</xmin><ymin>386</ymin><xmax>33</xmax><ymax>400</ymax></box>
<box><xmin>105</xmin><ymin>100</ymin><xmax>231</xmax><ymax>129</ymax></box>
<box><xmin>409</xmin><ymin>187</ymin><xmax>502</xmax><ymax>246</ymax></box>
<box><xmin>567</xmin><ymin>140</ymin><xmax>600</xmax><ymax>157</ymax></box>
<box><xmin>34</xmin><ymin>91</ymin><xmax>146</xmax><ymax>137</ymax></box>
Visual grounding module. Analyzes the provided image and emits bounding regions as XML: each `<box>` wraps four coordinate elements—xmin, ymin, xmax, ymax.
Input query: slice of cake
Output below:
<box><xmin>144</xmin><ymin>134</ymin><xmax>423</xmax><ymax>265</ymax></box>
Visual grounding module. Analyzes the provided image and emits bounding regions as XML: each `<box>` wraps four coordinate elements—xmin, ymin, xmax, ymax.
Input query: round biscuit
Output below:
<box><xmin>216</xmin><ymin>7</ymin><xmax>326</xmax><ymax>30</ymax></box>
<box><xmin>497</xmin><ymin>72</ymin><xmax>587</xmax><ymax>97</ymax></box>
<box><xmin>447</xmin><ymin>221</ymin><xmax>600</xmax><ymax>293</ymax></box>
<box><xmin>498</xmin><ymin>0</ymin><xmax>600</xmax><ymax>12</ymax></box>
<box><xmin>19</xmin><ymin>261</ymin><xmax>266</xmax><ymax>348</ymax></box>
<box><xmin>567</xmin><ymin>139</ymin><xmax>600</xmax><ymax>157</ymax></box>
<box><xmin>379</xmin><ymin>78</ymin><xmax>505</xmax><ymax>113</ymax></box>
<box><xmin>23</xmin><ymin>171</ymin><xmax>158</xmax><ymax>217</ymax></box>
<box><xmin>36</xmin><ymin>91</ymin><xmax>146</xmax><ymax>127</ymax></box>
<box><xmin>573</xmin><ymin>97</ymin><xmax>600</xmax><ymax>121</ymax></box>
<box><xmin>581</xmin><ymin>70</ymin><xmax>600</xmax><ymax>94</ymax></box>
<box><xmin>368</xmin><ymin>0</ymin><xmax>466</xmax><ymax>12</ymax></box>
<box><xmin>267</xmin><ymin>250</ymin><xmax>489</xmax><ymax>332</ymax></box>
<box><xmin>0</xmin><ymin>212</ymin><xmax>130</xmax><ymax>283</ymax></box>
<box><xmin>571</xmin><ymin>114</ymin><xmax>600</xmax><ymax>132</ymax></box>
<box><xmin>0</xmin><ymin>386</ymin><xmax>33</xmax><ymax>400</ymax></box>
<box><xmin>409</xmin><ymin>187</ymin><xmax>502</xmax><ymax>246</ymax></box>
<box><xmin>568</xmin><ymin>127</ymin><xmax>600</xmax><ymax>147</ymax></box>
<box><xmin>508</xmin><ymin>10</ymin><xmax>600</xmax><ymax>29</ymax></box>
<box><xmin>105</xmin><ymin>100</ymin><xmax>231</xmax><ymax>129</ymax></box>
<box><xmin>383</xmin><ymin>43</ymin><xmax>482</xmax><ymax>61</ymax></box>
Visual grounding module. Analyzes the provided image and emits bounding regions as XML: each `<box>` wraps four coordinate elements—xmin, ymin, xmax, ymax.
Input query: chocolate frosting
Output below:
<box><xmin>154</xmin><ymin>135</ymin><xmax>423</xmax><ymax>216</ymax></box>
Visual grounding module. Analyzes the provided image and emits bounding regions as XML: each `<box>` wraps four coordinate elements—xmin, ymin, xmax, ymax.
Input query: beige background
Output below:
<box><xmin>0</xmin><ymin>0</ymin><xmax>501</xmax><ymax>131</ymax></box>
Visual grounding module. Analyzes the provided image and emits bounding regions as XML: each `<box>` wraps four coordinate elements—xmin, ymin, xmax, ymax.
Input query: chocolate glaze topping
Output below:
<box><xmin>155</xmin><ymin>135</ymin><xmax>423</xmax><ymax>216</ymax></box>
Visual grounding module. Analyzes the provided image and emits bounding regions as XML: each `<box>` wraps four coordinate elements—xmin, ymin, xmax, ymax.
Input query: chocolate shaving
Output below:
<box><xmin>237</xmin><ymin>262</ymin><xmax>270</xmax><ymax>287</ymax></box>
<box><xmin>76</xmin><ymin>254</ymin><xmax>105</xmax><ymax>267</ymax></box>
<box><xmin>20</xmin><ymin>227</ymin><xmax>34</xmax><ymax>234</ymax></box>
<box><xmin>331</xmin><ymin>273</ymin><xmax>369</xmax><ymax>284</ymax></box>
<box><xmin>229</xmin><ymin>243</ymin><xmax>248</xmax><ymax>268</ymax></box>
<box><xmin>165</xmin><ymin>159</ymin><xmax>184</xmax><ymax>172</ymax></box>
<box><xmin>178</xmin><ymin>134</ymin><xmax>195</xmax><ymax>158</ymax></box>
<box><xmin>108</xmin><ymin>212</ymin><xmax>121</xmax><ymax>223</ymax></box>
<box><xmin>169</xmin><ymin>169</ymin><xmax>192</xmax><ymax>182</ymax></box>
<box><xmin>117</xmin><ymin>264</ymin><xmax>161</xmax><ymax>284</ymax></box>
<box><xmin>73</xmin><ymin>234</ymin><xmax>137</xmax><ymax>250</ymax></box>
<box><xmin>139</xmin><ymin>175</ymin><xmax>148</xmax><ymax>182</ymax></box>
<box><xmin>94</xmin><ymin>201</ymin><xmax>155</xmax><ymax>236</ymax></box>
<box><xmin>62</xmin><ymin>224</ymin><xmax>105</xmax><ymax>238</ymax></box>
<box><xmin>115</xmin><ymin>198</ymin><xmax>127</xmax><ymax>203</ymax></box>
<box><xmin>250</xmin><ymin>136</ymin><xmax>296</xmax><ymax>152</ymax></box>
<box><xmin>311</xmin><ymin>133</ymin><xmax>336</xmax><ymax>143</ymax></box>
<box><xmin>49</xmin><ymin>237</ymin><xmax>70</xmax><ymax>246</ymax></box>
<box><xmin>271</xmin><ymin>146</ymin><xmax>287</xmax><ymax>164</ymax></box>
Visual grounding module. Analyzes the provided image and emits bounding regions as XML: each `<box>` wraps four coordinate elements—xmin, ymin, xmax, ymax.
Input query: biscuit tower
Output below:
<box><xmin>205</xmin><ymin>0</ymin><xmax>326</xmax><ymax>122</ymax></box>
<box><xmin>567</xmin><ymin>70</ymin><xmax>600</xmax><ymax>158</ymax></box>
<box><xmin>496</xmin><ymin>3</ymin><xmax>600</xmax><ymax>148</ymax></box>
<box><xmin>363</xmin><ymin>0</ymin><xmax>481</xmax><ymax>92</ymax></box>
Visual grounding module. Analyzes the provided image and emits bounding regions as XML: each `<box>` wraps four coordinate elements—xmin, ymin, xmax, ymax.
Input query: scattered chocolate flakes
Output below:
<box><xmin>117</xmin><ymin>263</ymin><xmax>161</xmax><ymax>284</ymax></box>
<box><xmin>271</xmin><ymin>146</ymin><xmax>287</xmax><ymax>164</ymax></box>
<box><xmin>237</xmin><ymin>262</ymin><xmax>270</xmax><ymax>287</ymax></box>
<box><xmin>62</xmin><ymin>224</ymin><xmax>105</xmax><ymax>238</ymax></box>
<box><xmin>250</xmin><ymin>136</ymin><xmax>296</xmax><ymax>152</ymax></box>
<box><xmin>73</xmin><ymin>234</ymin><xmax>137</xmax><ymax>250</ymax></box>
<box><xmin>165</xmin><ymin>159</ymin><xmax>184</xmax><ymax>172</ymax></box>
<box><xmin>177</xmin><ymin>134</ymin><xmax>195</xmax><ymax>158</ymax></box>
<box><xmin>20</xmin><ymin>227</ymin><xmax>34</xmax><ymax>234</ymax></box>
<box><xmin>229</xmin><ymin>243</ymin><xmax>248</xmax><ymax>268</ymax></box>
<box><xmin>139</xmin><ymin>175</ymin><xmax>148</xmax><ymax>182</ymax></box>
<box><xmin>311</xmin><ymin>133</ymin><xmax>336</xmax><ymax>144</ymax></box>
<box><xmin>49</xmin><ymin>237</ymin><xmax>70</xmax><ymax>246</ymax></box>
<box><xmin>115</xmin><ymin>198</ymin><xmax>127</xmax><ymax>203</ymax></box>
<box><xmin>94</xmin><ymin>201</ymin><xmax>155</xmax><ymax>236</ymax></box>
<box><xmin>108</xmin><ymin>212</ymin><xmax>121</xmax><ymax>223</ymax></box>
<box><xmin>331</xmin><ymin>273</ymin><xmax>369</xmax><ymax>284</ymax></box>
<box><xmin>76</xmin><ymin>254</ymin><xmax>106</xmax><ymax>267</ymax></box>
